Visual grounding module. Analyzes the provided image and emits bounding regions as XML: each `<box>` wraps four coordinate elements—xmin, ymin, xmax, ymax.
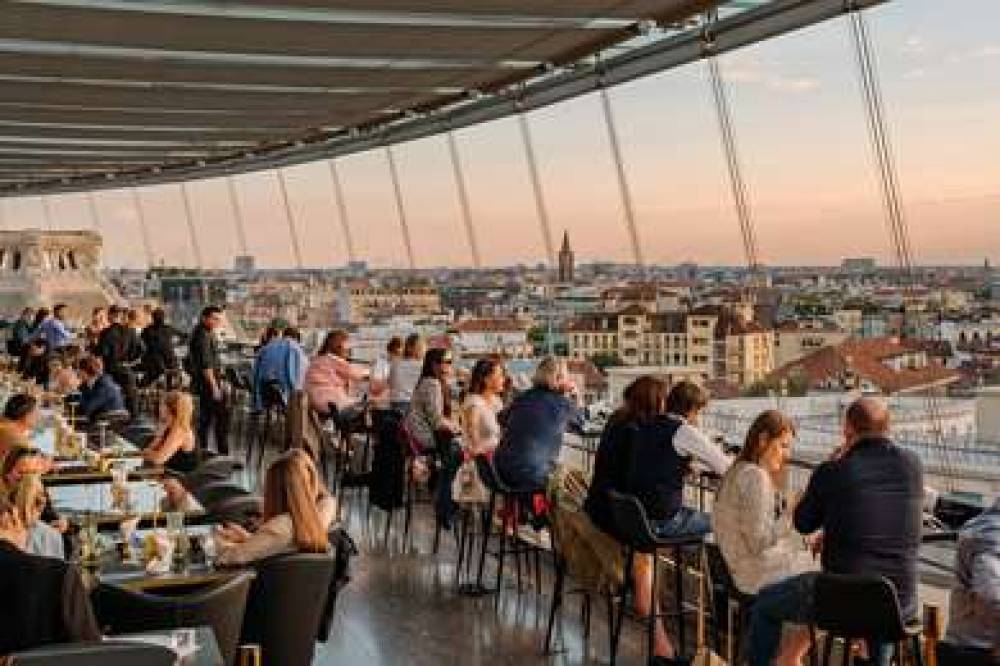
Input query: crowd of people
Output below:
<box><xmin>0</xmin><ymin>303</ymin><xmax>995</xmax><ymax>663</ymax></box>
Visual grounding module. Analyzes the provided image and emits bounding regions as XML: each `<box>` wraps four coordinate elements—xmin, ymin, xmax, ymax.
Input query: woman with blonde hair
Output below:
<box><xmin>216</xmin><ymin>449</ymin><xmax>335</xmax><ymax>566</ymax></box>
<box><xmin>143</xmin><ymin>390</ymin><xmax>198</xmax><ymax>473</ymax></box>
<box><xmin>11</xmin><ymin>474</ymin><xmax>64</xmax><ymax>559</ymax></box>
<box><xmin>712</xmin><ymin>410</ymin><xmax>815</xmax><ymax>666</ymax></box>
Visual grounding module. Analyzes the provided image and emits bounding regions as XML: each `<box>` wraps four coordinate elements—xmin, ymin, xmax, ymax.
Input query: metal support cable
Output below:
<box><xmin>446</xmin><ymin>131</ymin><xmax>481</xmax><ymax>268</ymax></box>
<box><xmin>327</xmin><ymin>160</ymin><xmax>356</xmax><ymax>265</ymax></box>
<box><xmin>274</xmin><ymin>169</ymin><xmax>303</xmax><ymax>269</ymax></box>
<box><xmin>706</xmin><ymin>55</ymin><xmax>760</xmax><ymax>275</ymax></box>
<box><xmin>849</xmin><ymin>9</ymin><xmax>950</xmax><ymax>486</ymax></box>
<box><xmin>225</xmin><ymin>176</ymin><xmax>249</xmax><ymax>257</ymax></box>
<box><xmin>385</xmin><ymin>146</ymin><xmax>416</xmax><ymax>269</ymax></box>
<box><xmin>129</xmin><ymin>187</ymin><xmax>154</xmax><ymax>267</ymax></box>
<box><xmin>178</xmin><ymin>182</ymin><xmax>204</xmax><ymax>269</ymax></box>
<box><xmin>85</xmin><ymin>191</ymin><xmax>100</xmax><ymax>232</ymax></box>
<box><xmin>598</xmin><ymin>85</ymin><xmax>644</xmax><ymax>267</ymax></box>
<box><xmin>517</xmin><ymin>110</ymin><xmax>556</xmax><ymax>267</ymax></box>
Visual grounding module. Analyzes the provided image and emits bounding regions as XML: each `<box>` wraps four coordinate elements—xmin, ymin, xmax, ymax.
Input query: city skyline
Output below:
<box><xmin>0</xmin><ymin>0</ymin><xmax>996</xmax><ymax>270</ymax></box>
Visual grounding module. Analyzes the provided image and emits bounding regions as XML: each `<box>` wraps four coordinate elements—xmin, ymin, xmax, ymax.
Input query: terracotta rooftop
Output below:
<box><xmin>768</xmin><ymin>336</ymin><xmax>960</xmax><ymax>394</ymax></box>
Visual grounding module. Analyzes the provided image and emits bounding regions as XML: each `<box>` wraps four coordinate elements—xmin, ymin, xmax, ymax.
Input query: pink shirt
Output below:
<box><xmin>304</xmin><ymin>353</ymin><xmax>369</xmax><ymax>413</ymax></box>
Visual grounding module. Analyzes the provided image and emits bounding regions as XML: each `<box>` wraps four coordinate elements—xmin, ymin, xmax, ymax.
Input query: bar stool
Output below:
<box><xmin>811</xmin><ymin>573</ymin><xmax>924</xmax><ymax>666</ymax></box>
<box><xmin>473</xmin><ymin>457</ymin><xmax>546</xmax><ymax>601</ymax></box>
<box><xmin>607</xmin><ymin>491</ymin><xmax>706</xmax><ymax>665</ymax></box>
<box><xmin>704</xmin><ymin>541</ymin><xmax>755</xmax><ymax>661</ymax></box>
<box><xmin>248</xmin><ymin>380</ymin><xmax>286</xmax><ymax>473</ymax></box>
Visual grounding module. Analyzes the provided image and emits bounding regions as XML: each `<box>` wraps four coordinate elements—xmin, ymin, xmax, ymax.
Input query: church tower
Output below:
<box><xmin>557</xmin><ymin>230</ymin><xmax>574</xmax><ymax>283</ymax></box>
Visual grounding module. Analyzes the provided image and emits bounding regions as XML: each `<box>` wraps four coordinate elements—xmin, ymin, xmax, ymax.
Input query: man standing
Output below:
<box><xmin>33</xmin><ymin>303</ymin><xmax>72</xmax><ymax>351</ymax></box>
<box><xmin>188</xmin><ymin>306</ymin><xmax>229</xmax><ymax>454</ymax></box>
<box><xmin>8</xmin><ymin>307</ymin><xmax>34</xmax><ymax>356</ymax></box>
<box><xmin>140</xmin><ymin>308</ymin><xmax>183</xmax><ymax>387</ymax></box>
<box><xmin>748</xmin><ymin>397</ymin><xmax>923</xmax><ymax>666</ymax></box>
<box><xmin>96</xmin><ymin>306</ymin><xmax>143</xmax><ymax>418</ymax></box>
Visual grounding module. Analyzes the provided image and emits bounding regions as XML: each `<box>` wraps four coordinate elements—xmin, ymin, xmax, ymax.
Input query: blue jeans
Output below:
<box><xmin>652</xmin><ymin>507</ymin><xmax>712</xmax><ymax>540</ymax></box>
<box><xmin>748</xmin><ymin>573</ymin><xmax>894</xmax><ymax>666</ymax></box>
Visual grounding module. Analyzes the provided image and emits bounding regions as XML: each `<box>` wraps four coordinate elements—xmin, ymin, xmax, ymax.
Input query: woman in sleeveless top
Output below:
<box><xmin>461</xmin><ymin>357</ymin><xmax>505</xmax><ymax>457</ymax></box>
<box><xmin>143</xmin><ymin>390</ymin><xmax>198</xmax><ymax>473</ymax></box>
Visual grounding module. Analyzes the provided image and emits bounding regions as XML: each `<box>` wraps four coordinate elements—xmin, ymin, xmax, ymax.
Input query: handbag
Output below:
<box><xmin>452</xmin><ymin>455</ymin><xmax>489</xmax><ymax>504</ymax></box>
<box><xmin>691</xmin><ymin>547</ymin><xmax>729</xmax><ymax>666</ymax></box>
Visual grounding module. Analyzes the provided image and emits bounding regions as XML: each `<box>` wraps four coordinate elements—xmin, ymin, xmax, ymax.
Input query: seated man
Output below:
<box><xmin>0</xmin><ymin>493</ymin><xmax>100</xmax><ymax>655</ymax></box>
<box><xmin>0</xmin><ymin>394</ymin><xmax>42</xmax><ymax>466</ymax></box>
<box><xmin>748</xmin><ymin>397</ymin><xmax>924</xmax><ymax>666</ymax></box>
<box><xmin>251</xmin><ymin>327</ymin><xmax>307</xmax><ymax>412</ymax></box>
<box><xmin>941</xmin><ymin>498</ymin><xmax>999</xmax><ymax>664</ymax></box>
<box><xmin>76</xmin><ymin>354</ymin><xmax>126</xmax><ymax>422</ymax></box>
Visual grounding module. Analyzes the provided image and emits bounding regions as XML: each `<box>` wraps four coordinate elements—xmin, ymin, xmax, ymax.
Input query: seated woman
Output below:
<box><xmin>403</xmin><ymin>348</ymin><xmax>460</xmax><ymax>455</ymax></box>
<box><xmin>712</xmin><ymin>410</ymin><xmax>815</xmax><ymax>666</ymax></box>
<box><xmin>492</xmin><ymin>356</ymin><xmax>584</xmax><ymax>492</ymax></box>
<box><xmin>585</xmin><ymin>377</ymin><xmax>730</xmax><ymax>664</ymax></box>
<box><xmin>215</xmin><ymin>450</ymin><xmax>335</xmax><ymax>566</ymax></box>
<box><xmin>0</xmin><ymin>494</ymin><xmax>100</xmax><ymax>655</ymax></box>
<box><xmin>387</xmin><ymin>333</ymin><xmax>425</xmax><ymax>413</ymax></box>
<box><xmin>461</xmin><ymin>357</ymin><xmax>505</xmax><ymax>457</ymax></box>
<box><xmin>143</xmin><ymin>391</ymin><xmax>198</xmax><ymax>473</ymax></box>
<box><xmin>11</xmin><ymin>474</ymin><xmax>64</xmax><ymax>559</ymax></box>
<box><xmin>304</xmin><ymin>330</ymin><xmax>369</xmax><ymax>423</ymax></box>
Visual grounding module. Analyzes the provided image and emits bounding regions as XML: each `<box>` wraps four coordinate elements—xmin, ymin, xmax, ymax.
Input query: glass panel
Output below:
<box><xmin>278</xmin><ymin>162</ymin><xmax>348</xmax><ymax>269</ymax></box>
<box><xmin>93</xmin><ymin>188</ymin><xmax>146</xmax><ymax>270</ymax></box>
<box><xmin>717</xmin><ymin>16</ymin><xmax>887</xmax><ymax>265</ymax></box>
<box><xmin>334</xmin><ymin>150</ymin><xmax>410</xmax><ymax>269</ymax></box>
<box><xmin>183</xmin><ymin>178</ymin><xmax>241</xmax><ymax>270</ymax></box>
<box><xmin>868</xmin><ymin>0</ymin><xmax>1000</xmax><ymax>264</ymax></box>
<box><xmin>457</xmin><ymin>116</ymin><xmax>547</xmax><ymax>267</ymax></box>
<box><xmin>137</xmin><ymin>183</ymin><xmax>197</xmax><ymax>268</ymax></box>
<box><xmin>236</xmin><ymin>169</ymin><xmax>296</xmax><ymax>269</ymax></box>
<box><xmin>528</xmin><ymin>92</ymin><xmax>636</xmax><ymax>264</ymax></box>
<box><xmin>606</xmin><ymin>64</ymin><xmax>737</xmax><ymax>265</ymax></box>
<box><xmin>391</xmin><ymin>135</ymin><xmax>473</xmax><ymax>268</ymax></box>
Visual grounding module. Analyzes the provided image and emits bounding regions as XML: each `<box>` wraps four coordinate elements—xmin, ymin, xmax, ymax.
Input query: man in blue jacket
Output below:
<box><xmin>77</xmin><ymin>354</ymin><xmax>126</xmax><ymax>422</ymax></box>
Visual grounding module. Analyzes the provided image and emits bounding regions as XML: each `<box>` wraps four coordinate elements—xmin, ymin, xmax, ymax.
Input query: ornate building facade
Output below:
<box><xmin>0</xmin><ymin>229</ymin><xmax>119</xmax><ymax>317</ymax></box>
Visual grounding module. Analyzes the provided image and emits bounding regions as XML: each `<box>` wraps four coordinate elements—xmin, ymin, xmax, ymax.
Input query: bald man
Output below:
<box><xmin>748</xmin><ymin>397</ymin><xmax>924</xmax><ymax>666</ymax></box>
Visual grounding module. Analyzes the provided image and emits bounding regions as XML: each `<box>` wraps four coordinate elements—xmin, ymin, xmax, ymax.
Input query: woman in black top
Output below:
<box><xmin>583</xmin><ymin>376</ymin><xmax>683</xmax><ymax>665</ymax></box>
<box><xmin>143</xmin><ymin>391</ymin><xmax>199</xmax><ymax>473</ymax></box>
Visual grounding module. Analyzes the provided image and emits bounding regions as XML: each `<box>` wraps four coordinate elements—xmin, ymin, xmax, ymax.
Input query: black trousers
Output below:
<box><xmin>196</xmin><ymin>389</ymin><xmax>231</xmax><ymax>455</ymax></box>
<box><xmin>109</xmin><ymin>368</ymin><xmax>138</xmax><ymax>418</ymax></box>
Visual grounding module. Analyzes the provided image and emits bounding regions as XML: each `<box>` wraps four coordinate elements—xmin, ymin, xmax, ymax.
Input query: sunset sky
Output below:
<box><xmin>1</xmin><ymin>0</ymin><xmax>997</xmax><ymax>270</ymax></box>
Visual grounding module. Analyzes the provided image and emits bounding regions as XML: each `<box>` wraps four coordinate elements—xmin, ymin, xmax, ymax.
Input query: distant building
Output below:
<box><xmin>233</xmin><ymin>255</ymin><xmax>255</xmax><ymax>274</ymax></box>
<box><xmin>337</xmin><ymin>281</ymin><xmax>442</xmax><ymax>324</ymax></box>
<box><xmin>557</xmin><ymin>231</ymin><xmax>574</xmax><ymax>283</ymax></box>
<box><xmin>566</xmin><ymin>304</ymin><xmax>773</xmax><ymax>388</ymax></box>
<box><xmin>774</xmin><ymin>320</ymin><xmax>850</xmax><ymax>368</ymax></box>
<box><xmin>450</xmin><ymin>318</ymin><xmax>532</xmax><ymax>358</ymax></box>
<box><xmin>768</xmin><ymin>336</ymin><xmax>960</xmax><ymax>395</ymax></box>
<box><xmin>0</xmin><ymin>229</ymin><xmax>118</xmax><ymax>319</ymax></box>
<box><xmin>842</xmin><ymin>257</ymin><xmax>877</xmax><ymax>273</ymax></box>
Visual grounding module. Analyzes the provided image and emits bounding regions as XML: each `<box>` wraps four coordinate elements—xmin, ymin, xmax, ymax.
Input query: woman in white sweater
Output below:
<box><xmin>712</xmin><ymin>410</ymin><xmax>815</xmax><ymax>666</ymax></box>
